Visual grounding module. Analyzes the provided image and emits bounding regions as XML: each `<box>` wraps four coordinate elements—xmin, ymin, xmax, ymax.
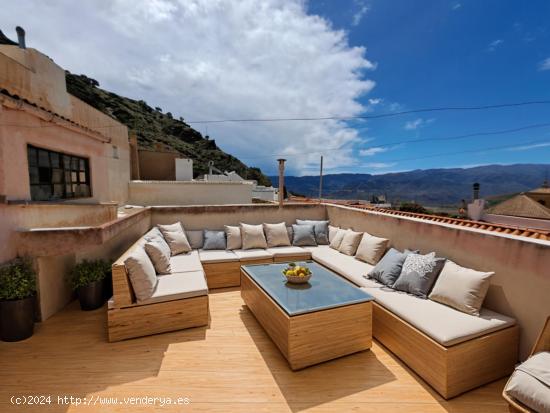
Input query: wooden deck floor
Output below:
<box><xmin>0</xmin><ymin>289</ymin><xmax>509</xmax><ymax>412</ymax></box>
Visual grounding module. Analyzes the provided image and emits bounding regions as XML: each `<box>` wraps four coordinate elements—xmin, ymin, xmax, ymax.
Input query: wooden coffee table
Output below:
<box><xmin>241</xmin><ymin>261</ymin><xmax>373</xmax><ymax>370</ymax></box>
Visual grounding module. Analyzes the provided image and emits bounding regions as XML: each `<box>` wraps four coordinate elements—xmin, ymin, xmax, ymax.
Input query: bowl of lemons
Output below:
<box><xmin>282</xmin><ymin>262</ymin><xmax>312</xmax><ymax>284</ymax></box>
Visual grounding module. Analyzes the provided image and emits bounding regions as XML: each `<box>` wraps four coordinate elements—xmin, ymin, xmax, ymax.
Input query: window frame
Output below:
<box><xmin>27</xmin><ymin>145</ymin><xmax>92</xmax><ymax>201</ymax></box>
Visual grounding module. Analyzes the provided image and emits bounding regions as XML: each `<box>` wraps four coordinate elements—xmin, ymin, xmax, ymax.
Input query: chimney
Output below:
<box><xmin>473</xmin><ymin>182</ymin><xmax>480</xmax><ymax>200</ymax></box>
<box><xmin>15</xmin><ymin>26</ymin><xmax>26</xmax><ymax>49</ymax></box>
<box><xmin>277</xmin><ymin>159</ymin><xmax>286</xmax><ymax>207</ymax></box>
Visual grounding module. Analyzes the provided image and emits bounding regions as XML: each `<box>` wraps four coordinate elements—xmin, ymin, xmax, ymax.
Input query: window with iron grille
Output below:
<box><xmin>27</xmin><ymin>145</ymin><xmax>91</xmax><ymax>201</ymax></box>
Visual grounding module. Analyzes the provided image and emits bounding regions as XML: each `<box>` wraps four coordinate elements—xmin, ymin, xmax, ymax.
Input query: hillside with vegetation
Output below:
<box><xmin>65</xmin><ymin>72</ymin><xmax>271</xmax><ymax>186</ymax></box>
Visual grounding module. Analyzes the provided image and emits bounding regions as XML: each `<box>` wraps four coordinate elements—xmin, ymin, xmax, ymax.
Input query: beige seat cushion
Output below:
<box><xmin>504</xmin><ymin>352</ymin><xmax>550</xmax><ymax>413</ymax></box>
<box><xmin>186</xmin><ymin>230</ymin><xmax>204</xmax><ymax>249</ymax></box>
<box><xmin>158</xmin><ymin>222</ymin><xmax>192</xmax><ymax>255</ymax></box>
<box><xmin>338</xmin><ymin>230</ymin><xmax>363</xmax><ymax>256</ymax></box>
<box><xmin>329</xmin><ymin>228</ymin><xmax>347</xmax><ymax>250</ymax></box>
<box><xmin>266</xmin><ymin>246</ymin><xmax>311</xmax><ymax>258</ymax></box>
<box><xmin>198</xmin><ymin>249</ymin><xmax>239</xmax><ymax>263</ymax></box>
<box><xmin>310</xmin><ymin>246</ymin><xmax>379</xmax><ymax>288</ymax></box>
<box><xmin>429</xmin><ymin>261</ymin><xmax>493</xmax><ymax>316</ymax></box>
<box><xmin>364</xmin><ymin>285</ymin><xmax>516</xmax><ymax>346</ymax></box>
<box><xmin>169</xmin><ymin>250</ymin><xmax>203</xmax><ymax>273</ymax></box>
<box><xmin>124</xmin><ymin>246</ymin><xmax>158</xmax><ymax>302</ymax></box>
<box><xmin>355</xmin><ymin>232</ymin><xmax>389</xmax><ymax>265</ymax></box>
<box><xmin>240</xmin><ymin>223</ymin><xmax>268</xmax><ymax>249</ymax></box>
<box><xmin>144</xmin><ymin>240</ymin><xmax>172</xmax><ymax>274</ymax></box>
<box><xmin>139</xmin><ymin>271</ymin><xmax>208</xmax><ymax>305</ymax></box>
<box><xmin>225</xmin><ymin>225</ymin><xmax>242</xmax><ymax>250</ymax></box>
<box><xmin>263</xmin><ymin>222</ymin><xmax>291</xmax><ymax>247</ymax></box>
<box><xmin>233</xmin><ymin>249</ymin><xmax>273</xmax><ymax>261</ymax></box>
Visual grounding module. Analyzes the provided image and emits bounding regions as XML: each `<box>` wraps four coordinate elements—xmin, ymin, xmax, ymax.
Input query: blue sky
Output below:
<box><xmin>2</xmin><ymin>0</ymin><xmax>549</xmax><ymax>176</ymax></box>
<box><xmin>303</xmin><ymin>0</ymin><xmax>550</xmax><ymax>174</ymax></box>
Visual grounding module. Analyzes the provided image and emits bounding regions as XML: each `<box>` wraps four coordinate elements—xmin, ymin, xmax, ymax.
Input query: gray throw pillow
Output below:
<box><xmin>291</xmin><ymin>224</ymin><xmax>317</xmax><ymax>246</ymax></box>
<box><xmin>392</xmin><ymin>252</ymin><xmax>446</xmax><ymax>298</ymax></box>
<box><xmin>367</xmin><ymin>248</ymin><xmax>415</xmax><ymax>286</ymax></box>
<box><xmin>296</xmin><ymin>220</ymin><xmax>329</xmax><ymax>244</ymax></box>
<box><xmin>202</xmin><ymin>230</ymin><xmax>227</xmax><ymax>250</ymax></box>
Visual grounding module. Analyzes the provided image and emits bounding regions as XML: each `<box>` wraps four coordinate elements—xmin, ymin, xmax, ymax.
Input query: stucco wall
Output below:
<box><xmin>150</xmin><ymin>203</ymin><xmax>326</xmax><ymax>229</ymax></box>
<box><xmin>35</xmin><ymin>210</ymin><xmax>151</xmax><ymax>320</ymax></box>
<box><xmin>0</xmin><ymin>203</ymin><xmax>117</xmax><ymax>263</ymax></box>
<box><xmin>138</xmin><ymin>150</ymin><xmax>180</xmax><ymax>180</ymax></box>
<box><xmin>128</xmin><ymin>181</ymin><xmax>254</xmax><ymax>206</ymax></box>
<box><xmin>483</xmin><ymin>213</ymin><xmax>550</xmax><ymax>231</ymax></box>
<box><xmin>326</xmin><ymin>204</ymin><xmax>550</xmax><ymax>360</ymax></box>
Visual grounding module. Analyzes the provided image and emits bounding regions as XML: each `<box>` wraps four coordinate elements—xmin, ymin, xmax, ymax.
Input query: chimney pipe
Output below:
<box><xmin>473</xmin><ymin>182</ymin><xmax>480</xmax><ymax>200</ymax></box>
<box><xmin>15</xmin><ymin>26</ymin><xmax>26</xmax><ymax>49</ymax></box>
<box><xmin>277</xmin><ymin>159</ymin><xmax>286</xmax><ymax>207</ymax></box>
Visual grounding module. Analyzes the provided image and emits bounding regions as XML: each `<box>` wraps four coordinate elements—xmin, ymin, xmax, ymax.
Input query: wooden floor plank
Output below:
<box><xmin>0</xmin><ymin>290</ymin><xmax>508</xmax><ymax>412</ymax></box>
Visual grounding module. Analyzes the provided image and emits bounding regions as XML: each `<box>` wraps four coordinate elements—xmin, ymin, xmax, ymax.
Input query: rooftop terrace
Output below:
<box><xmin>0</xmin><ymin>289</ymin><xmax>509</xmax><ymax>413</ymax></box>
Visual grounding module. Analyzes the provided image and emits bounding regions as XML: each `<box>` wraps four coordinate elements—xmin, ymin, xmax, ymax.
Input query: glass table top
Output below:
<box><xmin>241</xmin><ymin>261</ymin><xmax>373</xmax><ymax>316</ymax></box>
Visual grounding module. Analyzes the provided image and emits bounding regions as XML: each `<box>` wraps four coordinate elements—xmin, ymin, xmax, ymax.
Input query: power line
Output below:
<box><xmin>186</xmin><ymin>100</ymin><xmax>550</xmax><ymax>124</ymax></box>
<box><xmin>237</xmin><ymin>121</ymin><xmax>550</xmax><ymax>160</ymax></box>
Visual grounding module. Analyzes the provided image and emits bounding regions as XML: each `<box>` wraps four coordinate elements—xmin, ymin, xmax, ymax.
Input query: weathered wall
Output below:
<box><xmin>138</xmin><ymin>150</ymin><xmax>180</xmax><ymax>181</ymax></box>
<box><xmin>0</xmin><ymin>202</ymin><xmax>117</xmax><ymax>263</ymax></box>
<box><xmin>128</xmin><ymin>181</ymin><xmax>254</xmax><ymax>206</ymax></box>
<box><xmin>150</xmin><ymin>203</ymin><xmax>327</xmax><ymax>229</ymax></box>
<box><xmin>327</xmin><ymin>204</ymin><xmax>550</xmax><ymax>360</ymax></box>
<box><xmin>483</xmin><ymin>213</ymin><xmax>550</xmax><ymax>231</ymax></box>
<box><xmin>33</xmin><ymin>209</ymin><xmax>151</xmax><ymax>320</ymax></box>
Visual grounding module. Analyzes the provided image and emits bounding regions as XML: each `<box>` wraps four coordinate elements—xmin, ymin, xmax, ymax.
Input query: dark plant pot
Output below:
<box><xmin>103</xmin><ymin>271</ymin><xmax>113</xmax><ymax>300</ymax></box>
<box><xmin>77</xmin><ymin>278</ymin><xmax>105</xmax><ymax>311</ymax></box>
<box><xmin>0</xmin><ymin>295</ymin><xmax>35</xmax><ymax>342</ymax></box>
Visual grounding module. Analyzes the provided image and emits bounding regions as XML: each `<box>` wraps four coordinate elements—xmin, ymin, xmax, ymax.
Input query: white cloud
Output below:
<box><xmin>368</xmin><ymin>98</ymin><xmax>382</xmax><ymax>105</ymax></box>
<box><xmin>508</xmin><ymin>142</ymin><xmax>550</xmax><ymax>151</ymax></box>
<box><xmin>538</xmin><ymin>58</ymin><xmax>550</xmax><ymax>71</ymax></box>
<box><xmin>404</xmin><ymin>118</ymin><xmax>423</xmax><ymax>130</ymax></box>
<box><xmin>0</xmin><ymin>0</ymin><xmax>376</xmax><ymax>175</ymax></box>
<box><xmin>452</xmin><ymin>3</ymin><xmax>462</xmax><ymax>10</ymax></box>
<box><xmin>359</xmin><ymin>146</ymin><xmax>388</xmax><ymax>156</ymax></box>
<box><xmin>488</xmin><ymin>39</ymin><xmax>503</xmax><ymax>52</ymax></box>
<box><xmin>363</xmin><ymin>162</ymin><xmax>395</xmax><ymax>168</ymax></box>
<box><xmin>352</xmin><ymin>1</ymin><xmax>369</xmax><ymax>26</ymax></box>
<box><xmin>404</xmin><ymin>117</ymin><xmax>434</xmax><ymax>130</ymax></box>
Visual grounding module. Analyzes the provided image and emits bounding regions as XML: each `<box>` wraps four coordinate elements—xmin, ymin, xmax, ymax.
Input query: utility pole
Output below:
<box><xmin>277</xmin><ymin>159</ymin><xmax>286</xmax><ymax>207</ymax></box>
<box><xmin>318</xmin><ymin>155</ymin><xmax>323</xmax><ymax>202</ymax></box>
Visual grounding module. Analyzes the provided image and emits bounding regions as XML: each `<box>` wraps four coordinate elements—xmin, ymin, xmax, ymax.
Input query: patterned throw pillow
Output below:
<box><xmin>392</xmin><ymin>252</ymin><xmax>446</xmax><ymax>298</ymax></box>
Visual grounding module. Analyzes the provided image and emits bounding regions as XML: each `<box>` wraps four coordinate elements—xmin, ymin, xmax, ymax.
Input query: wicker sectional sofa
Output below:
<box><xmin>108</xmin><ymin>221</ymin><xmax>519</xmax><ymax>399</ymax></box>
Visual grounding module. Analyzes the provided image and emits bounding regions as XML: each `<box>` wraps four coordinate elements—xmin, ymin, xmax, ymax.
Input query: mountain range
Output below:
<box><xmin>65</xmin><ymin>72</ymin><xmax>272</xmax><ymax>186</ymax></box>
<box><xmin>275</xmin><ymin>164</ymin><xmax>550</xmax><ymax>206</ymax></box>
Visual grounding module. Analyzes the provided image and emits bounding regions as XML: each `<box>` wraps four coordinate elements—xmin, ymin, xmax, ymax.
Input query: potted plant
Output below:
<box><xmin>69</xmin><ymin>260</ymin><xmax>110</xmax><ymax>311</ymax></box>
<box><xmin>0</xmin><ymin>258</ymin><xmax>37</xmax><ymax>342</ymax></box>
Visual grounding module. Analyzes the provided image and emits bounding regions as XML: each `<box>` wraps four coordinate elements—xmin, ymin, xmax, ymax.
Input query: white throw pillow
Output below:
<box><xmin>144</xmin><ymin>240</ymin><xmax>172</xmax><ymax>274</ymax></box>
<box><xmin>240</xmin><ymin>223</ymin><xmax>268</xmax><ymax>249</ymax></box>
<box><xmin>157</xmin><ymin>222</ymin><xmax>191</xmax><ymax>255</ymax></box>
<box><xmin>328</xmin><ymin>225</ymin><xmax>340</xmax><ymax>243</ymax></box>
<box><xmin>338</xmin><ymin>230</ymin><xmax>363</xmax><ymax>256</ymax></box>
<box><xmin>225</xmin><ymin>225</ymin><xmax>242</xmax><ymax>250</ymax></box>
<box><xmin>329</xmin><ymin>228</ymin><xmax>347</xmax><ymax>250</ymax></box>
<box><xmin>429</xmin><ymin>261</ymin><xmax>493</xmax><ymax>316</ymax></box>
<box><xmin>355</xmin><ymin>232</ymin><xmax>389</xmax><ymax>265</ymax></box>
<box><xmin>124</xmin><ymin>246</ymin><xmax>158</xmax><ymax>302</ymax></box>
<box><xmin>263</xmin><ymin>222</ymin><xmax>291</xmax><ymax>247</ymax></box>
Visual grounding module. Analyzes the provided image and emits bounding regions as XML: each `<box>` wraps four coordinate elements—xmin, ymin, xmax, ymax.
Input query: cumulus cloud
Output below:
<box><xmin>0</xmin><ymin>0</ymin><xmax>376</xmax><ymax>175</ymax></box>
<box><xmin>538</xmin><ymin>58</ymin><xmax>550</xmax><ymax>71</ymax></box>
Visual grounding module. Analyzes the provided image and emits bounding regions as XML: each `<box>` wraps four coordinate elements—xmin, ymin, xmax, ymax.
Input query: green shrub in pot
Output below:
<box><xmin>69</xmin><ymin>260</ymin><xmax>110</xmax><ymax>311</ymax></box>
<box><xmin>0</xmin><ymin>258</ymin><xmax>37</xmax><ymax>341</ymax></box>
